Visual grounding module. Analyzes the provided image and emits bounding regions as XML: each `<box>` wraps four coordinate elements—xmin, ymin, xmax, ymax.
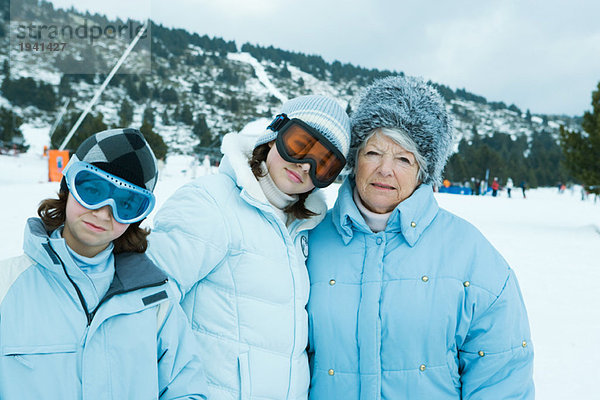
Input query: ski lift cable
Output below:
<box><xmin>58</xmin><ymin>20</ymin><xmax>149</xmax><ymax>151</ymax></box>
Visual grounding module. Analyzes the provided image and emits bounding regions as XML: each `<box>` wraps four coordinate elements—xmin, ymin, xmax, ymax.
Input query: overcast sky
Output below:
<box><xmin>48</xmin><ymin>0</ymin><xmax>600</xmax><ymax>116</ymax></box>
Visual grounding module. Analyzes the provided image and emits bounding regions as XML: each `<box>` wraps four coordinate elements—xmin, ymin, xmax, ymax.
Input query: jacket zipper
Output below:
<box><xmin>46</xmin><ymin>241</ymin><xmax>167</xmax><ymax>326</ymax></box>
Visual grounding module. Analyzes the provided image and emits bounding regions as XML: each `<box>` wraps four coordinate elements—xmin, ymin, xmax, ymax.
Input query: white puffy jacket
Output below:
<box><xmin>148</xmin><ymin>133</ymin><xmax>326</xmax><ymax>400</ymax></box>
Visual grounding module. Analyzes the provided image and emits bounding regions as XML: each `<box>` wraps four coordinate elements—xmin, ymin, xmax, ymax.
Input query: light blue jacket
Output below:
<box><xmin>0</xmin><ymin>218</ymin><xmax>208</xmax><ymax>399</ymax></box>
<box><xmin>307</xmin><ymin>179</ymin><xmax>534</xmax><ymax>400</ymax></box>
<box><xmin>148</xmin><ymin>133</ymin><xmax>327</xmax><ymax>400</ymax></box>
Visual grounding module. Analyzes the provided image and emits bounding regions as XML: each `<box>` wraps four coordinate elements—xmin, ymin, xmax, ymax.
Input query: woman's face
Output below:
<box><xmin>266</xmin><ymin>141</ymin><xmax>316</xmax><ymax>195</ymax></box>
<box><xmin>355</xmin><ymin>132</ymin><xmax>421</xmax><ymax>214</ymax></box>
<box><xmin>63</xmin><ymin>193</ymin><xmax>129</xmax><ymax>257</ymax></box>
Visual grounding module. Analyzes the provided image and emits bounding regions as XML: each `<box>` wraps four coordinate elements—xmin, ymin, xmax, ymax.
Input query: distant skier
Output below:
<box><xmin>506</xmin><ymin>177</ymin><xmax>514</xmax><ymax>198</ymax></box>
<box><xmin>189</xmin><ymin>153</ymin><xmax>199</xmax><ymax>179</ymax></box>
<box><xmin>520</xmin><ymin>180</ymin><xmax>527</xmax><ymax>199</ymax></box>
<box><xmin>491</xmin><ymin>177</ymin><xmax>500</xmax><ymax>197</ymax></box>
<box><xmin>202</xmin><ymin>154</ymin><xmax>211</xmax><ymax>175</ymax></box>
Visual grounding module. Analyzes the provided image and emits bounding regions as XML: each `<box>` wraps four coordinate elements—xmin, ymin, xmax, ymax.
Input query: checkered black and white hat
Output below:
<box><xmin>63</xmin><ymin>128</ymin><xmax>158</xmax><ymax>191</ymax></box>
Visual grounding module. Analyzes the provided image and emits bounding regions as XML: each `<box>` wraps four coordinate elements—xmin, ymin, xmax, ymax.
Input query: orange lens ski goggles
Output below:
<box><xmin>268</xmin><ymin>114</ymin><xmax>346</xmax><ymax>188</ymax></box>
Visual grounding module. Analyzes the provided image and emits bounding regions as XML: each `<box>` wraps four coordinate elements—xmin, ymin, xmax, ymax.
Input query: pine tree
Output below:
<box><xmin>529</xmin><ymin>130</ymin><xmax>567</xmax><ymax>186</ymax></box>
<box><xmin>123</xmin><ymin>76</ymin><xmax>140</xmax><ymax>102</ymax></box>
<box><xmin>560</xmin><ymin>81</ymin><xmax>600</xmax><ymax>194</ymax></box>
<box><xmin>204</xmin><ymin>88</ymin><xmax>214</xmax><ymax>104</ymax></box>
<box><xmin>161</xmin><ymin>109</ymin><xmax>170</xmax><ymax>125</ymax></box>
<box><xmin>138</xmin><ymin>81</ymin><xmax>150</xmax><ymax>99</ymax></box>
<box><xmin>161</xmin><ymin>87</ymin><xmax>178</xmax><ymax>103</ymax></box>
<box><xmin>444</xmin><ymin>152</ymin><xmax>468</xmax><ymax>182</ymax></box>
<box><xmin>525</xmin><ymin>109</ymin><xmax>532</xmax><ymax>124</ymax></box>
<box><xmin>179</xmin><ymin>104</ymin><xmax>194</xmax><ymax>125</ymax></box>
<box><xmin>119</xmin><ymin>99</ymin><xmax>134</xmax><ymax>127</ymax></box>
<box><xmin>229</xmin><ymin>97</ymin><xmax>240</xmax><ymax>113</ymax></box>
<box><xmin>152</xmin><ymin>87</ymin><xmax>161</xmax><ymax>100</ymax></box>
<box><xmin>508</xmin><ymin>104</ymin><xmax>521</xmax><ymax>114</ymax></box>
<box><xmin>0</xmin><ymin>107</ymin><xmax>25</xmax><ymax>150</ymax></box>
<box><xmin>1</xmin><ymin>77</ymin><xmax>57</xmax><ymax>110</ymax></box>
<box><xmin>192</xmin><ymin>114</ymin><xmax>212</xmax><ymax>147</ymax></box>
<box><xmin>58</xmin><ymin>75</ymin><xmax>73</xmax><ymax>99</ymax></box>
<box><xmin>2</xmin><ymin>60</ymin><xmax>9</xmax><ymax>78</ymax></box>
<box><xmin>279</xmin><ymin>63</ymin><xmax>291</xmax><ymax>79</ymax></box>
<box><xmin>51</xmin><ymin>112</ymin><xmax>108</xmax><ymax>150</ymax></box>
<box><xmin>142</xmin><ymin>104</ymin><xmax>155</xmax><ymax>126</ymax></box>
<box><xmin>140</xmin><ymin>120</ymin><xmax>168</xmax><ymax>160</ymax></box>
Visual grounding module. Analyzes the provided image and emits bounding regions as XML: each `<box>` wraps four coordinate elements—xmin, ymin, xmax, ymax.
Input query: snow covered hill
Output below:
<box><xmin>0</xmin><ymin>0</ymin><xmax>582</xmax><ymax>162</ymax></box>
<box><xmin>1</xmin><ymin>128</ymin><xmax>599</xmax><ymax>398</ymax></box>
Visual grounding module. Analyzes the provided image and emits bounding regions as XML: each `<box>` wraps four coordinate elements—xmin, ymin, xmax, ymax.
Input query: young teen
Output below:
<box><xmin>0</xmin><ymin>128</ymin><xmax>207</xmax><ymax>399</ymax></box>
<box><xmin>148</xmin><ymin>96</ymin><xmax>351</xmax><ymax>400</ymax></box>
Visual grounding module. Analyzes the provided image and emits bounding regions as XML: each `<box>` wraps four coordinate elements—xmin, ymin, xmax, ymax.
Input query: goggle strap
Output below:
<box><xmin>267</xmin><ymin>113</ymin><xmax>291</xmax><ymax>132</ymax></box>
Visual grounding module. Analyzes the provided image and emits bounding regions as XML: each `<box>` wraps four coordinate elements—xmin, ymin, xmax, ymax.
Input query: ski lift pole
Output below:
<box><xmin>49</xmin><ymin>98</ymin><xmax>70</xmax><ymax>139</ymax></box>
<box><xmin>58</xmin><ymin>20</ymin><xmax>149</xmax><ymax>151</ymax></box>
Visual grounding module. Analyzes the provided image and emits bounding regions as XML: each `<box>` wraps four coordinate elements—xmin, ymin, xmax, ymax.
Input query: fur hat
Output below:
<box><xmin>255</xmin><ymin>95</ymin><xmax>351</xmax><ymax>157</ymax></box>
<box><xmin>61</xmin><ymin>128</ymin><xmax>158</xmax><ymax>192</ymax></box>
<box><xmin>349</xmin><ymin>76</ymin><xmax>454</xmax><ymax>186</ymax></box>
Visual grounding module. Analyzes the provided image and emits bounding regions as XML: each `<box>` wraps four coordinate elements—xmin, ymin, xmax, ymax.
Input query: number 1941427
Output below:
<box><xmin>19</xmin><ymin>42</ymin><xmax>67</xmax><ymax>51</ymax></box>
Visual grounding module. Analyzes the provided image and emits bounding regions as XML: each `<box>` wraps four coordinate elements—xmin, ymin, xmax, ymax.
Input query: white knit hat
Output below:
<box><xmin>255</xmin><ymin>95</ymin><xmax>351</xmax><ymax>157</ymax></box>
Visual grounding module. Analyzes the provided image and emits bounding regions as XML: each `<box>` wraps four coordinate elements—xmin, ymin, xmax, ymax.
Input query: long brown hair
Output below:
<box><xmin>249</xmin><ymin>143</ymin><xmax>317</xmax><ymax>220</ymax></box>
<box><xmin>37</xmin><ymin>190</ymin><xmax>150</xmax><ymax>254</ymax></box>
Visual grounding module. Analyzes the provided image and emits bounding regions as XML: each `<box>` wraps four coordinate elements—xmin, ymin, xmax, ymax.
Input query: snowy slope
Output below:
<box><xmin>227</xmin><ymin>52</ymin><xmax>289</xmax><ymax>103</ymax></box>
<box><xmin>1</xmin><ymin>133</ymin><xmax>599</xmax><ymax>399</ymax></box>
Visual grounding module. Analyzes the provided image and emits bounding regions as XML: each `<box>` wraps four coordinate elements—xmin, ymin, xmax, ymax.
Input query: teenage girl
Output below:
<box><xmin>148</xmin><ymin>96</ymin><xmax>351</xmax><ymax>400</ymax></box>
<box><xmin>0</xmin><ymin>128</ymin><xmax>207</xmax><ymax>399</ymax></box>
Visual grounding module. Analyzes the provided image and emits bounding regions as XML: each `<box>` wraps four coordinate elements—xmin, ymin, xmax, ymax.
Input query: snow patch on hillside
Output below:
<box><xmin>227</xmin><ymin>52</ymin><xmax>288</xmax><ymax>103</ymax></box>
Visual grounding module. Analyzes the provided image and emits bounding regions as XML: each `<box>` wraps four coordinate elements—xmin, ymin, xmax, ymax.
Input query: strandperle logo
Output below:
<box><xmin>15</xmin><ymin>20</ymin><xmax>148</xmax><ymax>46</ymax></box>
<box><xmin>9</xmin><ymin>0</ymin><xmax>151</xmax><ymax>75</ymax></box>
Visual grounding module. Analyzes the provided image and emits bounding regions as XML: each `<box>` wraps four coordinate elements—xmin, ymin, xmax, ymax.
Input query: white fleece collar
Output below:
<box><xmin>257</xmin><ymin>162</ymin><xmax>298</xmax><ymax>210</ymax></box>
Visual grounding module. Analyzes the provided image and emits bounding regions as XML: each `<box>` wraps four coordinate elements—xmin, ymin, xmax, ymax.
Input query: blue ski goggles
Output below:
<box><xmin>62</xmin><ymin>161</ymin><xmax>156</xmax><ymax>224</ymax></box>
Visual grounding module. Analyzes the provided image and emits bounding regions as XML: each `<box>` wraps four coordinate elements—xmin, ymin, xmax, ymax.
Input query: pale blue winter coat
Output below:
<box><xmin>0</xmin><ymin>218</ymin><xmax>208</xmax><ymax>399</ymax></box>
<box><xmin>307</xmin><ymin>179</ymin><xmax>534</xmax><ymax>400</ymax></box>
<box><xmin>148</xmin><ymin>133</ymin><xmax>327</xmax><ymax>400</ymax></box>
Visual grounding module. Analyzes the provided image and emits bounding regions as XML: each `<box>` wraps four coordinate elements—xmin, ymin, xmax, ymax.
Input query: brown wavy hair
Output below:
<box><xmin>37</xmin><ymin>189</ymin><xmax>150</xmax><ymax>254</ymax></box>
<box><xmin>249</xmin><ymin>143</ymin><xmax>317</xmax><ymax>220</ymax></box>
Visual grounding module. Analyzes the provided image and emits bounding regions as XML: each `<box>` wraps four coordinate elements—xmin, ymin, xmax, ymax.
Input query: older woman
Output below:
<box><xmin>306</xmin><ymin>76</ymin><xmax>534</xmax><ymax>399</ymax></box>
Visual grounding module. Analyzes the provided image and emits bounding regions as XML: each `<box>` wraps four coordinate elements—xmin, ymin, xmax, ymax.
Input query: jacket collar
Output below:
<box><xmin>106</xmin><ymin>252</ymin><xmax>167</xmax><ymax>297</ymax></box>
<box><xmin>220</xmin><ymin>132</ymin><xmax>266</xmax><ymax>204</ymax></box>
<box><xmin>332</xmin><ymin>178</ymin><xmax>439</xmax><ymax>246</ymax></box>
<box><xmin>24</xmin><ymin>218</ymin><xmax>168</xmax><ymax>293</ymax></box>
<box><xmin>24</xmin><ymin>217</ymin><xmax>65</xmax><ymax>270</ymax></box>
<box><xmin>219</xmin><ymin>132</ymin><xmax>327</xmax><ymax>226</ymax></box>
